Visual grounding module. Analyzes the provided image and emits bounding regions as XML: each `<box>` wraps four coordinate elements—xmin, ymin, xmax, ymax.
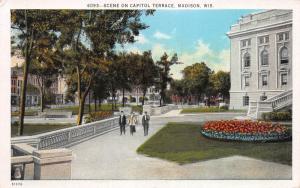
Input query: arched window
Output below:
<box><xmin>261</xmin><ymin>50</ymin><xmax>269</xmax><ymax>66</ymax></box>
<box><xmin>243</xmin><ymin>52</ymin><xmax>251</xmax><ymax>67</ymax></box>
<box><xmin>280</xmin><ymin>47</ymin><xmax>288</xmax><ymax>64</ymax></box>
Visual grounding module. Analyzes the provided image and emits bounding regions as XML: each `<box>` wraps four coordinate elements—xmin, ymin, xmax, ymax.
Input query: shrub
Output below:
<box><xmin>201</xmin><ymin>120</ymin><xmax>291</xmax><ymax>142</ymax></box>
<box><xmin>219</xmin><ymin>105</ymin><xmax>229</xmax><ymax>110</ymax></box>
<box><xmin>131</xmin><ymin>105</ymin><xmax>143</xmax><ymax>114</ymax></box>
<box><xmin>84</xmin><ymin>111</ymin><xmax>113</xmax><ymax>123</ymax></box>
<box><xmin>262</xmin><ymin>111</ymin><xmax>292</xmax><ymax>121</ymax></box>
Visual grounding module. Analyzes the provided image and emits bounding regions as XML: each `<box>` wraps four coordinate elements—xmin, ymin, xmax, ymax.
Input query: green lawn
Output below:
<box><xmin>181</xmin><ymin>107</ymin><xmax>246</xmax><ymax>113</ymax></box>
<box><xmin>11</xmin><ymin>123</ymin><xmax>75</xmax><ymax>137</ymax></box>
<box><xmin>137</xmin><ymin>122</ymin><xmax>292</xmax><ymax>165</ymax></box>
<box><xmin>12</xmin><ymin>104</ymin><xmax>142</xmax><ymax>116</ymax></box>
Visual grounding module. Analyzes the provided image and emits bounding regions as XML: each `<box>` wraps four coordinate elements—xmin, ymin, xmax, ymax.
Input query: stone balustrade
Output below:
<box><xmin>38</xmin><ymin>111</ymin><xmax>73</xmax><ymax>118</ymax></box>
<box><xmin>11</xmin><ymin>116</ymin><xmax>120</xmax><ymax>150</ymax></box>
<box><xmin>11</xmin><ymin>144</ymin><xmax>72</xmax><ymax>180</ymax></box>
<box><xmin>247</xmin><ymin>90</ymin><xmax>292</xmax><ymax>119</ymax></box>
<box><xmin>143</xmin><ymin>104</ymin><xmax>178</xmax><ymax>115</ymax></box>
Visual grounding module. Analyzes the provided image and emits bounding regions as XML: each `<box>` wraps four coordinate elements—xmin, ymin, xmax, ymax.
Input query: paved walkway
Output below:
<box><xmin>70</xmin><ymin>111</ymin><xmax>291</xmax><ymax>180</ymax></box>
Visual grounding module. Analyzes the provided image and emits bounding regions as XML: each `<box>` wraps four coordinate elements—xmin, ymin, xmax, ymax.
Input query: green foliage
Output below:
<box><xmin>11</xmin><ymin>123</ymin><xmax>74</xmax><ymax>137</ymax></box>
<box><xmin>130</xmin><ymin>105</ymin><xmax>143</xmax><ymax>114</ymax></box>
<box><xmin>137</xmin><ymin>123</ymin><xmax>292</xmax><ymax>165</ymax></box>
<box><xmin>180</xmin><ymin>106</ymin><xmax>245</xmax><ymax>113</ymax></box>
<box><xmin>182</xmin><ymin>62</ymin><xmax>212</xmax><ymax>95</ymax></box>
<box><xmin>219</xmin><ymin>105</ymin><xmax>229</xmax><ymax>110</ymax></box>
<box><xmin>210</xmin><ymin>71</ymin><xmax>230</xmax><ymax>99</ymax></box>
<box><xmin>262</xmin><ymin>112</ymin><xmax>292</xmax><ymax>121</ymax></box>
<box><xmin>181</xmin><ymin>107</ymin><xmax>227</xmax><ymax>113</ymax></box>
<box><xmin>84</xmin><ymin>111</ymin><xmax>113</xmax><ymax>123</ymax></box>
<box><xmin>156</xmin><ymin>52</ymin><xmax>179</xmax><ymax>106</ymax></box>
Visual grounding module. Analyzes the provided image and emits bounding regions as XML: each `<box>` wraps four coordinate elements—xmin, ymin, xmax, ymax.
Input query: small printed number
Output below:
<box><xmin>12</xmin><ymin>182</ymin><xmax>23</xmax><ymax>186</ymax></box>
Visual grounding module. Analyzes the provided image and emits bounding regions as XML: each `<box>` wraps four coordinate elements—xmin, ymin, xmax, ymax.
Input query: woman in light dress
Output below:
<box><xmin>128</xmin><ymin>112</ymin><xmax>138</xmax><ymax>136</ymax></box>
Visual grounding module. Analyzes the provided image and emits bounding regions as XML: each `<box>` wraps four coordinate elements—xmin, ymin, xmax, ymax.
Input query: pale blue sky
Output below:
<box><xmin>118</xmin><ymin>9</ymin><xmax>260</xmax><ymax>79</ymax></box>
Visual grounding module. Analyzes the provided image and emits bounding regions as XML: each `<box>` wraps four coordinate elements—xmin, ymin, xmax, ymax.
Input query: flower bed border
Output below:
<box><xmin>200</xmin><ymin>120</ymin><xmax>292</xmax><ymax>142</ymax></box>
<box><xmin>200</xmin><ymin>129</ymin><xmax>291</xmax><ymax>142</ymax></box>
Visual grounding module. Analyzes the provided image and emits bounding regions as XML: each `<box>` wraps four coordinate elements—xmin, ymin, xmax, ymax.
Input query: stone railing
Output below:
<box><xmin>11</xmin><ymin>116</ymin><xmax>120</xmax><ymax>150</ymax></box>
<box><xmin>271</xmin><ymin>92</ymin><xmax>292</xmax><ymax>110</ymax></box>
<box><xmin>11</xmin><ymin>143</ymin><xmax>72</xmax><ymax>180</ymax></box>
<box><xmin>143</xmin><ymin>104</ymin><xmax>178</xmax><ymax>116</ymax></box>
<box><xmin>247</xmin><ymin>90</ymin><xmax>292</xmax><ymax>119</ymax></box>
<box><xmin>38</xmin><ymin>111</ymin><xmax>73</xmax><ymax>118</ymax></box>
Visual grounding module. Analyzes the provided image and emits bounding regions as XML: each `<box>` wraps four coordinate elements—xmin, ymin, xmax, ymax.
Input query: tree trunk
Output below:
<box><xmin>40</xmin><ymin>91</ymin><xmax>44</xmax><ymax>112</ymax></box>
<box><xmin>114</xmin><ymin>95</ymin><xmax>117</xmax><ymax>110</ymax></box>
<box><xmin>94</xmin><ymin>95</ymin><xmax>97</xmax><ymax>112</ymax></box>
<box><xmin>18</xmin><ymin>10</ymin><xmax>32</xmax><ymax>136</ymax></box>
<box><xmin>76</xmin><ymin>77</ymin><xmax>92</xmax><ymax>125</ymax></box>
<box><xmin>99</xmin><ymin>98</ymin><xmax>102</xmax><ymax>109</ymax></box>
<box><xmin>76</xmin><ymin>66</ymin><xmax>82</xmax><ymax>125</ymax></box>
<box><xmin>77</xmin><ymin>98</ymin><xmax>85</xmax><ymax>125</ymax></box>
<box><xmin>88</xmin><ymin>91</ymin><xmax>91</xmax><ymax>113</ymax></box>
<box><xmin>18</xmin><ymin>59</ymin><xmax>29</xmax><ymax>136</ymax></box>
<box><xmin>142</xmin><ymin>88</ymin><xmax>147</xmax><ymax>106</ymax></box>
<box><xmin>122</xmin><ymin>88</ymin><xmax>125</xmax><ymax>107</ymax></box>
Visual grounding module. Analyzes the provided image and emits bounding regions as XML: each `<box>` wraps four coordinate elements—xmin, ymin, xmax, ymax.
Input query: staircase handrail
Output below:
<box><xmin>265</xmin><ymin>89</ymin><xmax>292</xmax><ymax>102</ymax></box>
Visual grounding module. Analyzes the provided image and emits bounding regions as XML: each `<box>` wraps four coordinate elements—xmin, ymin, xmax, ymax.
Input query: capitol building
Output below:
<box><xmin>227</xmin><ymin>10</ymin><xmax>292</xmax><ymax>111</ymax></box>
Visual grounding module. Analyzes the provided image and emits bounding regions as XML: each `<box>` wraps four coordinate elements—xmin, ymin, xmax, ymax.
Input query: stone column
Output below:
<box><xmin>33</xmin><ymin>148</ymin><xmax>72</xmax><ymax>180</ymax></box>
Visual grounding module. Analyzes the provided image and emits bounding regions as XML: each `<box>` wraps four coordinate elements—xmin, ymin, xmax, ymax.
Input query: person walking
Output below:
<box><xmin>128</xmin><ymin>112</ymin><xmax>137</xmax><ymax>136</ymax></box>
<box><xmin>119</xmin><ymin>111</ymin><xmax>126</xmax><ymax>135</ymax></box>
<box><xmin>142</xmin><ymin>111</ymin><xmax>150</xmax><ymax>136</ymax></box>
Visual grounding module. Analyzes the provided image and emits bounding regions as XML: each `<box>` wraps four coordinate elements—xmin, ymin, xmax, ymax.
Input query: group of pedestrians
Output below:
<box><xmin>119</xmin><ymin>111</ymin><xmax>150</xmax><ymax>136</ymax></box>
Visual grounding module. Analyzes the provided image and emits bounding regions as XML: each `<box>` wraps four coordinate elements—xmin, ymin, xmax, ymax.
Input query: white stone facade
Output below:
<box><xmin>227</xmin><ymin>10</ymin><xmax>292</xmax><ymax>110</ymax></box>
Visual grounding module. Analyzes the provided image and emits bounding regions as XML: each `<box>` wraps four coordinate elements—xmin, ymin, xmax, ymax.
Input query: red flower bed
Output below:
<box><xmin>201</xmin><ymin>120</ymin><xmax>291</xmax><ymax>142</ymax></box>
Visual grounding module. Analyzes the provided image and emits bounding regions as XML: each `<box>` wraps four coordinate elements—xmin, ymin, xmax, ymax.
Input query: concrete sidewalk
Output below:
<box><xmin>70</xmin><ymin>111</ymin><xmax>291</xmax><ymax>180</ymax></box>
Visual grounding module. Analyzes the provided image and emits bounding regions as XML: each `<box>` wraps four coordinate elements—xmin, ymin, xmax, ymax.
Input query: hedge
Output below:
<box><xmin>261</xmin><ymin>111</ymin><xmax>292</xmax><ymax>121</ymax></box>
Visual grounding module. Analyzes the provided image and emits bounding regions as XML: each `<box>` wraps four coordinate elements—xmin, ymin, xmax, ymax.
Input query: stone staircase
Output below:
<box><xmin>247</xmin><ymin>90</ymin><xmax>292</xmax><ymax>119</ymax></box>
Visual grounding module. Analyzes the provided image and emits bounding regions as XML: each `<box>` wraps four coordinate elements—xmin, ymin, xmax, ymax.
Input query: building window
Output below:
<box><xmin>258</xmin><ymin>36</ymin><xmax>269</xmax><ymax>44</ymax></box>
<box><xmin>261</xmin><ymin>50</ymin><xmax>269</xmax><ymax>66</ymax></box>
<box><xmin>281</xmin><ymin>73</ymin><xmax>288</xmax><ymax>85</ymax></box>
<box><xmin>241</xmin><ymin>39</ymin><xmax>251</xmax><ymax>47</ymax></box>
<box><xmin>243</xmin><ymin>96</ymin><xmax>249</xmax><ymax>106</ymax></box>
<box><xmin>280</xmin><ymin>47</ymin><xmax>289</xmax><ymax>64</ymax></box>
<box><xmin>243</xmin><ymin>53</ymin><xmax>251</xmax><ymax>67</ymax></box>
<box><xmin>260</xmin><ymin>95</ymin><xmax>267</xmax><ymax>101</ymax></box>
<box><xmin>277</xmin><ymin>32</ymin><xmax>289</xmax><ymax>41</ymax></box>
<box><xmin>262</xmin><ymin>75</ymin><xmax>268</xmax><ymax>86</ymax></box>
<box><xmin>244</xmin><ymin>76</ymin><xmax>250</xmax><ymax>87</ymax></box>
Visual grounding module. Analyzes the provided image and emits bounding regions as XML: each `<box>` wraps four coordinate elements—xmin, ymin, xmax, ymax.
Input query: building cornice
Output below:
<box><xmin>227</xmin><ymin>20</ymin><xmax>292</xmax><ymax>38</ymax></box>
<box><xmin>230</xmin><ymin>90</ymin><xmax>285</xmax><ymax>93</ymax></box>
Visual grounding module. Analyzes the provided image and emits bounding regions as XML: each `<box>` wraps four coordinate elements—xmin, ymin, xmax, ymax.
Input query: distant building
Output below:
<box><xmin>115</xmin><ymin>86</ymin><xmax>161</xmax><ymax>105</ymax></box>
<box><xmin>11</xmin><ymin>51</ymin><xmax>68</xmax><ymax>106</ymax></box>
<box><xmin>227</xmin><ymin>10</ymin><xmax>292</xmax><ymax>110</ymax></box>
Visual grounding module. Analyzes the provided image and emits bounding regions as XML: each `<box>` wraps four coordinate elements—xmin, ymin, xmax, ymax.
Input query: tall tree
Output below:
<box><xmin>28</xmin><ymin>32</ymin><xmax>59</xmax><ymax>112</ymax></box>
<box><xmin>156</xmin><ymin>52</ymin><xmax>179</xmax><ymax>106</ymax></box>
<box><xmin>210</xmin><ymin>71</ymin><xmax>230</xmax><ymax>100</ymax></box>
<box><xmin>56</xmin><ymin>10</ymin><xmax>153</xmax><ymax>125</ymax></box>
<box><xmin>130</xmin><ymin>51</ymin><xmax>158</xmax><ymax>106</ymax></box>
<box><xmin>182</xmin><ymin>62</ymin><xmax>212</xmax><ymax>104</ymax></box>
<box><xmin>11</xmin><ymin>10</ymin><xmax>59</xmax><ymax>135</ymax></box>
<box><xmin>91</xmin><ymin>73</ymin><xmax>110</xmax><ymax>112</ymax></box>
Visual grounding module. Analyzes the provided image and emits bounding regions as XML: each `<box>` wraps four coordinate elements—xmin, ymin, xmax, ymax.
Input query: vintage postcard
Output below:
<box><xmin>0</xmin><ymin>0</ymin><xmax>300</xmax><ymax>188</ymax></box>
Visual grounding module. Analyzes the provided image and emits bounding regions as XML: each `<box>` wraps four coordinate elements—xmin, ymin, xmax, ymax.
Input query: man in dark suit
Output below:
<box><xmin>119</xmin><ymin>111</ymin><xmax>126</xmax><ymax>135</ymax></box>
<box><xmin>142</xmin><ymin>111</ymin><xmax>150</xmax><ymax>136</ymax></box>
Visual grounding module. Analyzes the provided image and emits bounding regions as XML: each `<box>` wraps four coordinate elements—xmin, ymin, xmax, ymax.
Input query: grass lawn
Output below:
<box><xmin>12</xmin><ymin>104</ymin><xmax>142</xmax><ymax>116</ymax></box>
<box><xmin>181</xmin><ymin>107</ymin><xmax>246</xmax><ymax>113</ymax></box>
<box><xmin>11</xmin><ymin>123</ymin><xmax>75</xmax><ymax>137</ymax></box>
<box><xmin>50</xmin><ymin>103</ymin><xmax>120</xmax><ymax>114</ymax></box>
<box><xmin>11</xmin><ymin>110</ymin><xmax>38</xmax><ymax>117</ymax></box>
<box><xmin>137</xmin><ymin>122</ymin><xmax>292</xmax><ymax>165</ymax></box>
